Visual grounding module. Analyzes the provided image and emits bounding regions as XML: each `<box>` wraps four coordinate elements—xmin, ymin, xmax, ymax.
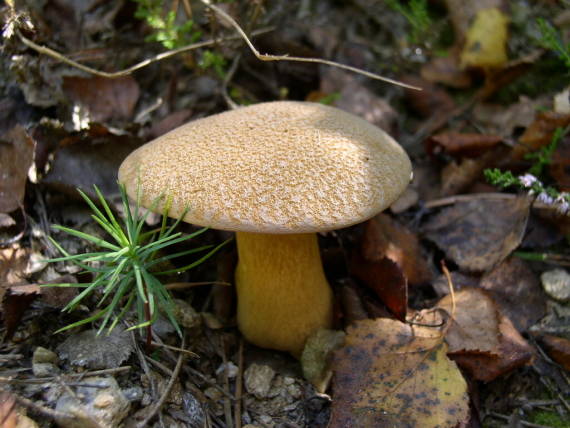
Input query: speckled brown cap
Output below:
<box><xmin>118</xmin><ymin>101</ymin><xmax>412</xmax><ymax>233</ymax></box>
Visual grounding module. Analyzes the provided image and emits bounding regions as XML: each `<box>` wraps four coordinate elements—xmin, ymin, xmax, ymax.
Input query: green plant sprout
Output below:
<box><xmin>43</xmin><ymin>184</ymin><xmax>229</xmax><ymax>345</ymax></box>
<box><xmin>198</xmin><ymin>49</ymin><xmax>227</xmax><ymax>78</ymax></box>
<box><xmin>385</xmin><ymin>0</ymin><xmax>431</xmax><ymax>44</ymax></box>
<box><xmin>134</xmin><ymin>0</ymin><xmax>201</xmax><ymax>49</ymax></box>
<box><xmin>536</xmin><ymin>18</ymin><xmax>570</xmax><ymax>69</ymax></box>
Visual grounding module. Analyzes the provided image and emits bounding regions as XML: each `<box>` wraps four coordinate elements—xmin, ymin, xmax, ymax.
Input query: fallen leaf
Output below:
<box><xmin>42</xmin><ymin>125</ymin><xmax>142</xmax><ymax>200</ymax></box>
<box><xmin>330</xmin><ymin>318</ymin><xmax>469</xmax><ymax>428</ymax></box>
<box><xmin>460</xmin><ymin>8</ymin><xmax>509</xmax><ymax>69</ymax></box>
<box><xmin>0</xmin><ymin>247</ymin><xmax>30</xmax><ymax>304</ymax></box>
<box><xmin>539</xmin><ymin>335</ymin><xmax>570</xmax><ymax>372</ymax></box>
<box><xmin>149</xmin><ymin>110</ymin><xmax>193</xmax><ymax>139</ymax></box>
<box><xmin>443</xmin><ymin>0</ymin><xmax>506</xmax><ymax>42</ymax></box>
<box><xmin>550</xmin><ymin>134</ymin><xmax>570</xmax><ymax>192</ymax></box>
<box><xmin>424</xmin><ymin>196</ymin><xmax>530</xmax><ymax>272</ymax></box>
<box><xmin>440</xmin><ymin>155</ymin><xmax>493</xmax><ymax>196</ymax></box>
<box><xmin>361</xmin><ymin>214</ymin><xmax>433</xmax><ymax>285</ymax></box>
<box><xmin>480</xmin><ymin>257</ymin><xmax>546</xmax><ymax>332</ymax></box>
<box><xmin>421</xmin><ymin>56</ymin><xmax>473</xmax><ymax>89</ymax></box>
<box><xmin>400</xmin><ymin>75</ymin><xmax>456</xmax><ymax>119</ymax></box>
<box><xmin>301</xmin><ymin>328</ymin><xmax>346</xmax><ymax>393</ymax></box>
<box><xmin>339</xmin><ymin>281</ymin><xmax>369</xmax><ymax>325</ymax></box>
<box><xmin>450</xmin><ymin>312</ymin><xmax>534</xmax><ymax>382</ymax></box>
<box><xmin>0</xmin><ymin>126</ymin><xmax>35</xmax><ymax>213</ymax></box>
<box><xmin>432</xmin><ymin>271</ymin><xmax>480</xmax><ymax>297</ymax></box>
<box><xmin>350</xmin><ymin>255</ymin><xmax>408</xmax><ymax>322</ymax></box>
<box><xmin>426</xmin><ymin>133</ymin><xmax>503</xmax><ymax>158</ymax></box>
<box><xmin>63</xmin><ymin>75</ymin><xmax>140</xmax><ymax>123</ymax></box>
<box><xmin>2</xmin><ymin>284</ymin><xmax>40</xmax><ymax>340</ymax></box>
<box><xmin>513</xmin><ymin>112</ymin><xmax>570</xmax><ymax>160</ymax></box>
<box><xmin>0</xmin><ymin>391</ymin><xmax>17</xmax><ymax>428</ymax></box>
<box><xmin>438</xmin><ymin>288</ymin><xmax>501</xmax><ymax>355</ymax></box>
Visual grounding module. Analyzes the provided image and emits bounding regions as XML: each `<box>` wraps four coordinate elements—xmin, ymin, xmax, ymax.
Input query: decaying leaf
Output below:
<box><xmin>480</xmin><ymin>257</ymin><xmax>546</xmax><ymax>332</ymax></box>
<box><xmin>2</xmin><ymin>284</ymin><xmax>40</xmax><ymax>340</ymax></box>
<box><xmin>438</xmin><ymin>288</ymin><xmax>501</xmax><ymax>355</ymax></box>
<box><xmin>401</xmin><ymin>75</ymin><xmax>456</xmax><ymax>118</ymax></box>
<box><xmin>440</xmin><ymin>151</ymin><xmax>497</xmax><ymax>196</ymax></box>
<box><xmin>330</xmin><ymin>318</ymin><xmax>469</xmax><ymax>428</ymax></box>
<box><xmin>450</xmin><ymin>312</ymin><xmax>534</xmax><ymax>382</ymax></box>
<box><xmin>361</xmin><ymin>214</ymin><xmax>433</xmax><ymax>285</ymax></box>
<box><xmin>423</xmin><ymin>196</ymin><xmax>530</xmax><ymax>272</ymax></box>
<box><xmin>350</xmin><ymin>255</ymin><xmax>408</xmax><ymax>322</ymax></box>
<box><xmin>513</xmin><ymin>112</ymin><xmax>570</xmax><ymax>160</ymax></box>
<box><xmin>426</xmin><ymin>133</ymin><xmax>503</xmax><ymax>158</ymax></box>
<box><xmin>63</xmin><ymin>75</ymin><xmax>140</xmax><ymax>123</ymax></box>
<box><xmin>0</xmin><ymin>126</ymin><xmax>35</xmax><ymax>213</ymax></box>
<box><xmin>443</xmin><ymin>0</ymin><xmax>506</xmax><ymax>42</ymax></box>
<box><xmin>539</xmin><ymin>335</ymin><xmax>570</xmax><ymax>372</ymax></box>
<box><xmin>301</xmin><ymin>328</ymin><xmax>346</xmax><ymax>393</ymax></box>
<box><xmin>460</xmin><ymin>8</ymin><xmax>509</xmax><ymax>69</ymax></box>
<box><xmin>550</xmin><ymin>134</ymin><xmax>570</xmax><ymax>192</ymax></box>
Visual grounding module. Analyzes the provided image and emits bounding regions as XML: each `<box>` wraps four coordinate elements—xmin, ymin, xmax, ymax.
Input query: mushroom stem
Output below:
<box><xmin>235</xmin><ymin>232</ymin><xmax>333</xmax><ymax>356</ymax></box>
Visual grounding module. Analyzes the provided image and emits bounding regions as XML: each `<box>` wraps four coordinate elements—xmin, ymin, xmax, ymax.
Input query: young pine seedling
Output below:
<box><xmin>44</xmin><ymin>184</ymin><xmax>228</xmax><ymax>345</ymax></box>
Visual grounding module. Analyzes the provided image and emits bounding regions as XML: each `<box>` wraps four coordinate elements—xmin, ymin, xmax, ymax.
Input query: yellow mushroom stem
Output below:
<box><xmin>235</xmin><ymin>232</ymin><xmax>333</xmax><ymax>356</ymax></box>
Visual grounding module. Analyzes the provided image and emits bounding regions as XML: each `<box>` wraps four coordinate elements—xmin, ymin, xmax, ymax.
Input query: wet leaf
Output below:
<box><xmin>460</xmin><ymin>8</ymin><xmax>509</xmax><ymax>69</ymax></box>
<box><xmin>330</xmin><ymin>318</ymin><xmax>469</xmax><ymax>428</ymax></box>
<box><xmin>361</xmin><ymin>214</ymin><xmax>432</xmax><ymax>286</ymax></box>
<box><xmin>450</xmin><ymin>312</ymin><xmax>534</xmax><ymax>382</ymax></box>
<box><xmin>63</xmin><ymin>75</ymin><xmax>140</xmax><ymax>123</ymax></box>
<box><xmin>0</xmin><ymin>126</ymin><xmax>35</xmax><ymax>213</ymax></box>
<box><xmin>426</xmin><ymin>133</ymin><xmax>503</xmax><ymax>158</ymax></box>
<box><xmin>480</xmin><ymin>257</ymin><xmax>546</xmax><ymax>332</ymax></box>
<box><xmin>350</xmin><ymin>255</ymin><xmax>408</xmax><ymax>322</ymax></box>
<box><xmin>438</xmin><ymin>288</ymin><xmax>501</xmax><ymax>355</ymax></box>
<box><xmin>423</xmin><ymin>196</ymin><xmax>530</xmax><ymax>272</ymax></box>
<box><xmin>539</xmin><ymin>335</ymin><xmax>570</xmax><ymax>372</ymax></box>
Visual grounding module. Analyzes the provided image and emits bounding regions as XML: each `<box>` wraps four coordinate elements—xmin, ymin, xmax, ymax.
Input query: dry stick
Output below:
<box><xmin>0</xmin><ymin>366</ymin><xmax>131</xmax><ymax>385</ymax></box>
<box><xmin>138</xmin><ymin>336</ymin><xmax>187</xmax><ymax>428</ymax></box>
<box><xmin>199</xmin><ymin>0</ymin><xmax>420</xmax><ymax>91</ymax></box>
<box><xmin>488</xmin><ymin>412</ymin><xmax>555</xmax><ymax>428</ymax></box>
<box><xmin>150</xmin><ymin>341</ymin><xmax>200</xmax><ymax>358</ymax></box>
<box><xmin>220</xmin><ymin>338</ymin><xmax>233</xmax><ymax>428</ymax></box>
<box><xmin>222</xmin><ymin>53</ymin><xmax>242</xmax><ymax>110</ymax></box>
<box><xmin>14</xmin><ymin>394</ymin><xmax>75</xmax><ymax>422</ymax></box>
<box><xmin>17</xmin><ymin>28</ymin><xmax>272</xmax><ymax>79</ymax></box>
<box><xmin>234</xmin><ymin>339</ymin><xmax>244</xmax><ymax>428</ymax></box>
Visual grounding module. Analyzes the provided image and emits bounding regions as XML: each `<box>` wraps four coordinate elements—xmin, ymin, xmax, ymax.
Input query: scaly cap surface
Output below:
<box><xmin>119</xmin><ymin>101</ymin><xmax>411</xmax><ymax>233</ymax></box>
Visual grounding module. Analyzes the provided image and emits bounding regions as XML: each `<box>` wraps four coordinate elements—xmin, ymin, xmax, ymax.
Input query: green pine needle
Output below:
<box><xmin>44</xmin><ymin>183</ymin><xmax>231</xmax><ymax>336</ymax></box>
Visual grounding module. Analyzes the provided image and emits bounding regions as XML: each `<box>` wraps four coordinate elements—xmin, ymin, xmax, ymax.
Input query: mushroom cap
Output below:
<box><xmin>118</xmin><ymin>101</ymin><xmax>412</xmax><ymax>233</ymax></box>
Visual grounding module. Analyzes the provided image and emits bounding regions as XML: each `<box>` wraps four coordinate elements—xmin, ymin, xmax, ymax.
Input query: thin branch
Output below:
<box><xmin>137</xmin><ymin>335</ymin><xmax>187</xmax><ymax>428</ymax></box>
<box><xmin>199</xmin><ymin>0</ymin><xmax>421</xmax><ymax>91</ymax></box>
<box><xmin>17</xmin><ymin>28</ymin><xmax>273</xmax><ymax>79</ymax></box>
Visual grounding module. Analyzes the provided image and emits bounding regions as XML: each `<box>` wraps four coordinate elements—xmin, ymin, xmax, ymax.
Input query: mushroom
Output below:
<box><xmin>118</xmin><ymin>101</ymin><xmax>412</xmax><ymax>355</ymax></box>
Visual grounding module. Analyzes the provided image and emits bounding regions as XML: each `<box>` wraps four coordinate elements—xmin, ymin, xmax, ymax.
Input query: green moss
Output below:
<box><xmin>530</xmin><ymin>410</ymin><xmax>570</xmax><ymax>428</ymax></box>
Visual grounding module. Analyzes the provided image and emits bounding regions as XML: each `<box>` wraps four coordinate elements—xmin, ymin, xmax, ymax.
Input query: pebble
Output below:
<box><xmin>244</xmin><ymin>364</ymin><xmax>275</xmax><ymax>399</ymax></box>
<box><xmin>541</xmin><ymin>269</ymin><xmax>570</xmax><ymax>302</ymax></box>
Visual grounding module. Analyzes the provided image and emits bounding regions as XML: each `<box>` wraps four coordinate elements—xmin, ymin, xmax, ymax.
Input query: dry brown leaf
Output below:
<box><xmin>426</xmin><ymin>133</ymin><xmax>503</xmax><ymax>158</ymax></box>
<box><xmin>330</xmin><ymin>318</ymin><xmax>469</xmax><ymax>428</ymax></box>
<box><xmin>0</xmin><ymin>391</ymin><xmax>17</xmax><ymax>428</ymax></box>
<box><xmin>421</xmin><ymin>56</ymin><xmax>473</xmax><ymax>89</ymax></box>
<box><xmin>63</xmin><ymin>75</ymin><xmax>140</xmax><ymax>123</ymax></box>
<box><xmin>540</xmin><ymin>335</ymin><xmax>570</xmax><ymax>372</ymax></box>
<box><xmin>423</xmin><ymin>196</ymin><xmax>530</xmax><ymax>272</ymax></box>
<box><xmin>400</xmin><ymin>75</ymin><xmax>456</xmax><ymax>118</ymax></box>
<box><xmin>450</xmin><ymin>312</ymin><xmax>534</xmax><ymax>382</ymax></box>
<box><xmin>513</xmin><ymin>112</ymin><xmax>570</xmax><ymax>160</ymax></box>
<box><xmin>440</xmin><ymin>151</ymin><xmax>498</xmax><ymax>196</ymax></box>
<box><xmin>438</xmin><ymin>288</ymin><xmax>501</xmax><ymax>355</ymax></box>
<box><xmin>361</xmin><ymin>214</ymin><xmax>433</xmax><ymax>285</ymax></box>
<box><xmin>550</xmin><ymin>134</ymin><xmax>570</xmax><ymax>192</ymax></box>
<box><xmin>443</xmin><ymin>0</ymin><xmax>506</xmax><ymax>41</ymax></box>
<box><xmin>480</xmin><ymin>257</ymin><xmax>546</xmax><ymax>332</ymax></box>
<box><xmin>0</xmin><ymin>126</ymin><xmax>35</xmax><ymax>213</ymax></box>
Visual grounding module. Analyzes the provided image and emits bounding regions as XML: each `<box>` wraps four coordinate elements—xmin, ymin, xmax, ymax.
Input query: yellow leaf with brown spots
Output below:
<box><xmin>461</xmin><ymin>8</ymin><xmax>509</xmax><ymax>69</ymax></box>
<box><xmin>330</xmin><ymin>318</ymin><xmax>469</xmax><ymax>428</ymax></box>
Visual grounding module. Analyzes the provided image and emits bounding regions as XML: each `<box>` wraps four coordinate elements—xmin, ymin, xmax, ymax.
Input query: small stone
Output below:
<box><xmin>55</xmin><ymin>376</ymin><xmax>130</xmax><ymax>428</ymax></box>
<box><xmin>122</xmin><ymin>386</ymin><xmax>143</xmax><ymax>402</ymax></box>
<box><xmin>172</xmin><ymin>299</ymin><xmax>201</xmax><ymax>329</ymax></box>
<box><xmin>541</xmin><ymin>269</ymin><xmax>570</xmax><ymax>302</ymax></box>
<box><xmin>32</xmin><ymin>347</ymin><xmax>58</xmax><ymax>364</ymax></box>
<box><xmin>216</xmin><ymin>361</ymin><xmax>239</xmax><ymax>378</ymax></box>
<box><xmin>32</xmin><ymin>362</ymin><xmax>60</xmax><ymax>377</ymax></box>
<box><xmin>244</xmin><ymin>364</ymin><xmax>275</xmax><ymax>399</ymax></box>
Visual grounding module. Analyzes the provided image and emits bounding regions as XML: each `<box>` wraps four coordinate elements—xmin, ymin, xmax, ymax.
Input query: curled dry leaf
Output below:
<box><xmin>440</xmin><ymin>150</ymin><xmax>499</xmax><ymax>196</ymax></box>
<box><xmin>513</xmin><ymin>112</ymin><xmax>570</xmax><ymax>160</ymax></box>
<box><xmin>438</xmin><ymin>287</ymin><xmax>501</xmax><ymax>355</ymax></box>
<box><xmin>480</xmin><ymin>257</ymin><xmax>546</xmax><ymax>332</ymax></box>
<box><xmin>0</xmin><ymin>126</ymin><xmax>35</xmax><ymax>213</ymax></box>
<box><xmin>426</xmin><ymin>133</ymin><xmax>503</xmax><ymax>158</ymax></box>
<box><xmin>423</xmin><ymin>196</ymin><xmax>530</xmax><ymax>272</ymax></box>
<box><xmin>361</xmin><ymin>214</ymin><xmax>432</xmax><ymax>286</ymax></box>
<box><xmin>330</xmin><ymin>318</ymin><xmax>469</xmax><ymax>428</ymax></box>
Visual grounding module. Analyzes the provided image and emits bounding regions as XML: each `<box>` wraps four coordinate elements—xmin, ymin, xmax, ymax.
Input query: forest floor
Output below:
<box><xmin>1</xmin><ymin>0</ymin><xmax>570</xmax><ymax>427</ymax></box>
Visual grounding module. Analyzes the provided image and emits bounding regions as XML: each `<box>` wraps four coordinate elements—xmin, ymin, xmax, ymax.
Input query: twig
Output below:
<box><xmin>234</xmin><ymin>339</ymin><xmax>244</xmax><ymax>428</ymax></box>
<box><xmin>199</xmin><ymin>0</ymin><xmax>420</xmax><ymax>90</ymax></box>
<box><xmin>17</xmin><ymin>28</ymin><xmax>273</xmax><ymax>79</ymax></box>
<box><xmin>165</xmin><ymin>281</ymin><xmax>231</xmax><ymax>290</ymax></box>
<box><xmin>150</xmin><ymin>341</ymin><xmax>199</xmax><ymax>358</ymax></box>
<box><xmin>137</xmin><ymin>335</ymin><xmax>187</xmax><ymax>428</ymax></box>
<box><xmin>14</xmin><ymin>394</ymin><xmax>75</xmax><ymax>422</ymax></box>
<box><xmin>488</xmin><ymin>412</ymin><xmax>557</xmax><ymax>428</ymax></box>
<box><xmin>222</xmin><ymin>53</ymin><xmax>241</xmax><ymax>110</ymax></box>
<box><xmin>0</xmin><ymin>366</ymin><xmax>131</xmax><ymax>385</ymax></box>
